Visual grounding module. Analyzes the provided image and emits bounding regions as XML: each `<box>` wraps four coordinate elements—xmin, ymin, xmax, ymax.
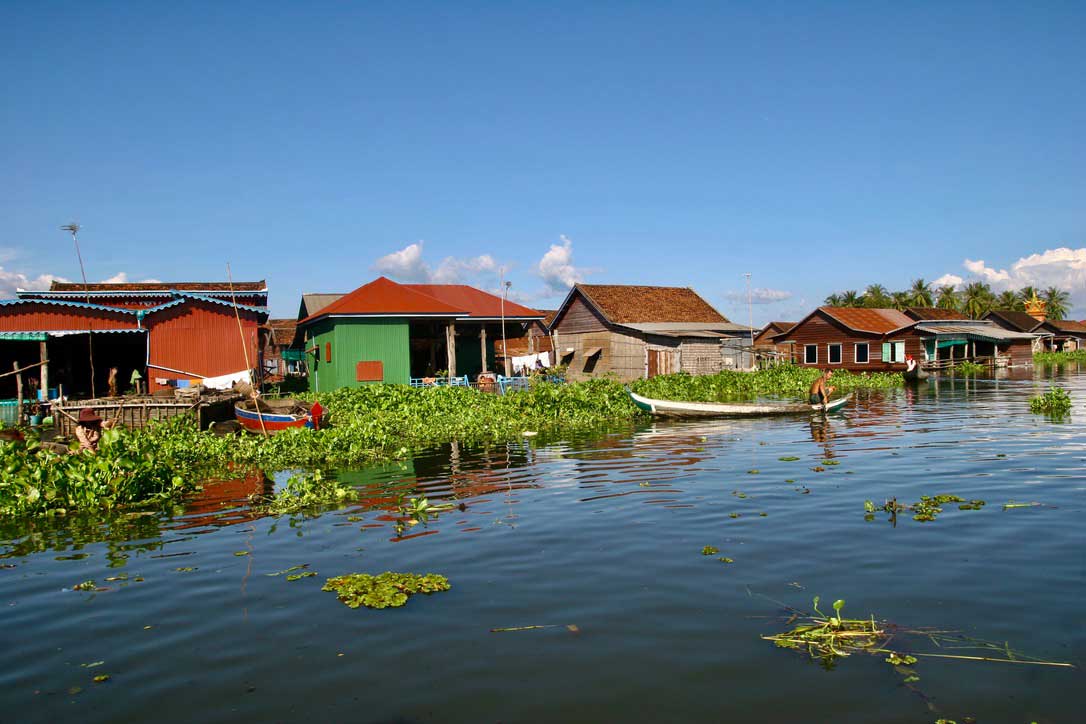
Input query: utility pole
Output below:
<box><xmin>62</xmin><ymin>222</ymin><xmax>96</xmax><ymax>397</ymax></box>
<box><xmin>500</xmin><ymin>270</ymin><xmax>512</xmax><ymax>376</ymax></box>
<box><xmin>744</xmin><ymin>273</ymin><xmax>754</xmax><ymax>370</ymax></box>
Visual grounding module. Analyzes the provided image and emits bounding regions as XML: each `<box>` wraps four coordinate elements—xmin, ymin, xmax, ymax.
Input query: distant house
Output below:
<box><xmin>502</xmin><ymin>310</ymin><xmax>557</xmax><ymax>359</ymax></box>
<box><xmin>774</xmin><ymin>306</ymin><xmax>1034</xmax><ymax>369</ymax></box>
<box><xmin>547</xmin><ymin>284</ymin><xmax>751</xmax><ymax>380</ymax></box>
<box><xmin>981</xmin><ymin>309</ymin><xmax>1085</xmax><ymax>352</ymax></box>
<box><xmin>752</xmin><ymin>321</ymin><xmax>796</xmax><ymax>361</ymax></box>
<box><xmin>297</xmin><ymin>277</ymin><xmax>543</xmax><ymax>391</ymax></box>
<box><xmin>5</xmin><ymin>281</ymin><xmax>268</xmax><ymax>398</ymax></box>
<box><xmin>261</xmin><ymin>319</ymin><xmax>300</xmax><ymax>378</ymax></box>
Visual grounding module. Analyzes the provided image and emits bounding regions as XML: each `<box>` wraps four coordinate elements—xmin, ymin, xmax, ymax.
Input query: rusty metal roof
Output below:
<box><xmin>905</xmin><ymin>307</ymin><xmax>969</xmax><ymax>321</ymax></box>
<box><xmin>46</xmin><ymin>281</ymin><xmax>267</xmax><ymax>293</ymax></box>
<box><xmin>403</xmin><ymin>284</ymin><xmax>543</xmax><ymax>319</ymax></box>
<box><xmin>574</xmin><ymin>284</ymin><xmax>729</xmax><ymax>324</ymax></box>
<box><xmin>983</xmin><ymin>310</ymin><xmax>1043</xmax><ymax>332</ymax></box>
<box><xmin>266</xmin><ymin>319</ymin><xmax>297</xmax><ymax>346</ymax></box>
<box><xmin>820</xmin><ymin>307</ymin><xmax>914</xmax><ymax>334</ymax></box>
<box><xmin>1044</xmin><ymin>319</ymin><xmax>1086</xmax><ymax>335</ymax></box>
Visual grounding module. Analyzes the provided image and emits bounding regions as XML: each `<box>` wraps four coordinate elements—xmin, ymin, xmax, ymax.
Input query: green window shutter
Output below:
<box><xmin>881</xmin><ymin>342</ymin><xmax>891</xmax><ymax>361</ymax></box>
<box><xmin>895</xmin><ymin>342</ymin><xmax>905</xmax><ymax>361</ymax></box>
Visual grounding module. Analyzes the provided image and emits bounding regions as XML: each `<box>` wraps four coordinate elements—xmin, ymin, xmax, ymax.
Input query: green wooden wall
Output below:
<box><xmin>306</xmin><ymin>318</ymin><xmax>410</xmax><ymax>392</ymax></box>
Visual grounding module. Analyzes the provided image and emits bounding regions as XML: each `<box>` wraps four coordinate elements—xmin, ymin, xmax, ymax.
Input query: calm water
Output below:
<box><xmin>2</xmin><ymin>370</ymin><xmax>1084</xmax><ymax>723</ymax></box>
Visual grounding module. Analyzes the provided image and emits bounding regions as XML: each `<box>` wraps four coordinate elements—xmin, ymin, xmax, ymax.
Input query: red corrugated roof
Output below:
<box><xmin>403</xmin><ymin>284</ymin><xmax>543</xmax><ymax>319</ymax></box>
<box><xmin>301</xmin><ymin>277</ymin><xmax>466</xmax><ymax>323</ymax></box>
<box><xmin>821</xmin><ymin>307</ymin><xmax>915</xmax><ymax>334</ymax></box>
<box><xmin>47</xmin><ymin>281</ymin><xmax>267</xmax><ymax>292</ymax></box>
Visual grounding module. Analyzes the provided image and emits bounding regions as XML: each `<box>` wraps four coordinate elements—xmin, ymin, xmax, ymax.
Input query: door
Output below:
<box><xmin>647</xmin><ymin>349</ymin><xmax>678</xmax><ymax>378</ymax></box>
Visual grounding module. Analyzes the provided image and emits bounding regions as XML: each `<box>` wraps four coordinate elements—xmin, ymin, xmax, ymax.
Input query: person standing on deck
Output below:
<box><xmin>808</xmin><ymin>369</ymin><xmax>835</xmax><ymax>405</ymax></box>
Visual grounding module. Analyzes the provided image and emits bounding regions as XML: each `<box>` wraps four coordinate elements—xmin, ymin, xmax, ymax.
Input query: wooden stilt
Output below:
<box><xmin>40</xmin><ymin>342</ymin><xmax>49</xmax><ymax>402</ymax></box>
<box><xmin>480</xmin><ymin>325</ymin><xmax>488</xmax><ymax>373</ymax></box>
<box><xmin>446</xmin><ymin>322</ymin><xmax>457</xmax><ymax>378</ymax></box>
<box><xmin>14</xmin><ymin>362</ymin><xmax>23</xmax><ymax>424</ymax></box>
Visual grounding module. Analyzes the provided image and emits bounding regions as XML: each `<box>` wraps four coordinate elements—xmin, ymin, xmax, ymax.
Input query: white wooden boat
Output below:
<box><xmin>628</xmin><ymin>390</ymin><xmax>852</xmax><ymax>418</ymax></box>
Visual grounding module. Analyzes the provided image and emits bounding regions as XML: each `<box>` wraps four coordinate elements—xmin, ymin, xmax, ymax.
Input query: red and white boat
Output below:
<box><xmin>234</xmin><ymin>398</ymin><xmax>315</xmax><ymax>433</ymax></box>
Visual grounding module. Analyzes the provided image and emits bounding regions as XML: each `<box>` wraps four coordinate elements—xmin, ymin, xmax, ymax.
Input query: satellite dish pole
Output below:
<box><xmin>61</xmin><ymin>222</ymin><xmax>96</xmax><ymax>397</ymax></box>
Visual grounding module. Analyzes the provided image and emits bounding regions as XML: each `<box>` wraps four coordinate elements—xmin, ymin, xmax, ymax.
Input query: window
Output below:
<box><xmin>854</xmin><ymin>343</ymin><xmax>869</xmax><ymax>364</ymax></box>
<box><xmin>804</xmin><ymin>344</ymin><xmax>818</xmax><ymax>364</ymax></box>
<box><xmin>881</xmin><ymin>341</ymin><xmax>906</xmax><ymax>363</ymax></box>
<box><xmin>828</xmin><ymin>343</ymin><xmax>842</xmax><ymax>365</ymax></box>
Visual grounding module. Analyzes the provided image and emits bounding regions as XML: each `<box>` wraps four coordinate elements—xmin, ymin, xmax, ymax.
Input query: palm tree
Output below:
<box><xmin>824</xmin><ymin>292</ymin><xmax>842</xmax><ymax>306</ymax></box>
<box><xmin>862</xmin><ymin>284</ymin><xmax>892</xmax><ymax>309</ymax></box>
<box><xmin>961</xmin><ymin>281</ymin><xmax>995</xmax><ymax>319</ymax></box>
<box><xmin>995</xmin><ymin>290</ymin><xmax>1022</xmax><ymax>311</ymax></box>
<box><xmin>908</xmin><ymin>278</ymin><xmax>933</xmax><ymax>307</ymax></box>
<box><xmin>1017</xmin><ymin>286</ymin><xmax>1039</xmax><ymax>305</ymax></box>
<box><xmin>891</xmin><ymin>291</ymin><xmax>911</xmax><ymax>311</ymax></box>
<box><xmin>1042</xmin><ymin>286</ymin><xmax>1071</xmax><ymax>321</ymax></box>
<box><xmin>936</xmin><ymin>285</ymin><xmax>959</xmax><ymax>311</ymax></box>
<box><xmin>841</xmin><ymin>290</ymin><xmax>862</xmax><ymax>307</ymax></box>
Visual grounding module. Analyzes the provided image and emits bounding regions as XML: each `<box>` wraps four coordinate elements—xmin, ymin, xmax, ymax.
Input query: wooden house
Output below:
<box><xmin>752</xmin><ymin>321</ymin><xmax>796</xmax><ymax>362</ymax></box>
<box><xmin>4</xmin><ymin>281</ymin><xmax>268</xmax><ymax>399</ymax></box>
<box><xmin>261</xmin><ymin>319</ymin><xmax>300</xmax><ymax>378</ymax></box>
<box><xmin>773</xmin><ymin>306</ymin><xmax>1034</xmax><ymax>370</ymax></box>
<box><xmin>1032</xmin><ymin>319</ymin><xmax>1086</xmax><ymax>352</ymax></box>
<box><xmin>297</xmin><ymin>277</ymin><xmax>543</xmax><ymax>391</ymax></box>
<box><xmin>547</xmin><ymin>284</ymin><xmax>751</xmax><ymax>381</ymax></box>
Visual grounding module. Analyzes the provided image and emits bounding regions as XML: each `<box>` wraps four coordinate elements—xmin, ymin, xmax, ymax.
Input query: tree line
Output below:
<box><xmin>823</xmin><ymin>280</ymin><xmax>1072</xmax><ymax>321</ymax></box>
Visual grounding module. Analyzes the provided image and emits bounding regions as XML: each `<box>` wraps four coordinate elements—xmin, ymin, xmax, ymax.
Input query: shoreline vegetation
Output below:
<box><xmin>2</xmin><ymin>357</ymin><xmax>1075</xmax><ymax>517</ymax></box>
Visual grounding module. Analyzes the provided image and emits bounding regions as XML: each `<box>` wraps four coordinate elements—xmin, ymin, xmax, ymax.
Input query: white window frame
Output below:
<box><xmin>854</xmin><ymin>342</ymin><xmax>870</xmax><ymax>365</ymax></box>
<box><xmin>804</xmin><ymin>344</ymin><xmax>818</xmax><ymax>364</ymax></box>
<box><xmin>827</xmin><ymin>343</ymin><xmax>843</xmax><ymax>365</ymax></box>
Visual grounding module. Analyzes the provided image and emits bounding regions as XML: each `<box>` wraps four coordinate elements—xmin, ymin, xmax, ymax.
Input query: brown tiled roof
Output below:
<box><xmin>266</xmin><ymin>319</ymin><xmax>297</xmax><ymax>346</ymax></box>
<box><xmin>576</xmin><ymin>284</ymin><xmax>728</xmax><ymax>324</ymax></box>
<box><xmin>905</xmin><ymin>307</ymin><xmax>969</xmax><ymax>321</ymax></box>
<box><xmin>48</xmin><ymin>281</ymin><xmax>267</xmax><ymax>293</ymax></box>
<box><xmin>984</xmin><ymin>310</ymin><xmax>1042</xmax><ymax>332</ymax></box>
<box><xmin>821</xmin><ymin>307</ymin><xmax>915</xmax><ymax>334</ymax></box>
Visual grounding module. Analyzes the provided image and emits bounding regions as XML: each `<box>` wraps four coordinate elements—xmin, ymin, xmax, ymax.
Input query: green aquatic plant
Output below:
<box><xmin>1034</xmin><ymin>350</ymin><xmax>1086</xmax><ymax>365</ymax></box>
<box><xmin>864</xmin><ymin>495</ymin><xmax>983</xmax><ymax>523</ymax></box>
<box><xmin>254</xmin><ymin>470</ymin><xmax>355</xmax><ymax>516</ymax></box>
<box><xmin>778</xmin><ymin>456</ymin><xmax>800</xmax><ymax>462</ymax></box>
<box><xmin>701</xmin><ymin>545</ymin><xmax>719</xmax><ymax>555</ymax></box>
<box><xmin>632</xmin><ymin>365</ymin><xmax>902</xmax><ymax>404</ymax></box>
<box><xmin>953</xmin><ymin>360</ymin><xmax>987</xmax><ymax>375</ymax></box>
<box><xmin>72</xmin><ymin>580</ymin><xmax>97</xmax><ymax>591</ymax></box>
<box><xmin>1029</xmin><ymin>387</ymin><xmax>1072</xmax><ymax>415</ymax></box>
<box><xmin>322</xmin><ymin>571</ymin><xmax>451</xmax><ymax>609</ymax></box>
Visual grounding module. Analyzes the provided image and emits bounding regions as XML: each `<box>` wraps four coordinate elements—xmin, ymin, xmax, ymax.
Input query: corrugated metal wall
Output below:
<box><xmin>147</xmin><ymin>302</ymin><xmax>261</xmax><ymax>386</ymax></box>
<box><xmin>0</xmin><ymin>303</ymin><xmax>135</xmax><ymax>331</ymax></box>
<box><xmin>307</xmin><ymin>319</ymin><xmax>410</xmax><ymax>391</ymax></box>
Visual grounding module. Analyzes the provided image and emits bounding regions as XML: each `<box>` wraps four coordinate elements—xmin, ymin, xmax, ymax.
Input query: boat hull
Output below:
<box><xmin>629</xmin><ymin>390</ymin><xmax>851</xmax><ymax>418</ymax></box>
<box><xmin>234</xmin><ymin>403</ymin><xmax>311</xmax><ymax>433</ymax></box>
<box><xmin>903</xmin><ymin>367</ymin><xmax>930</xmax><ymax>382</ymax></box>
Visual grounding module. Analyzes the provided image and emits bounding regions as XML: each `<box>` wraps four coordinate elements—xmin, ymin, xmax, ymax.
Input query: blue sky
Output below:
<box><xmin>2</xmin><ymin>1</ymin><xmax>1083</xmax><ymax>322</ymax></box>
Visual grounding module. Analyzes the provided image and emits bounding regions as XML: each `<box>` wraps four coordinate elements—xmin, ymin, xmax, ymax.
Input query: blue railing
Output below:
<box><xmin>497</xmin><ymin>375</ymin><xmax>531</xmax><ymax>395</ymax></box>
<box><xmin>409</xmin><ymin>375</ymin><xmax>470</xmax><ymax>388</ymax></box>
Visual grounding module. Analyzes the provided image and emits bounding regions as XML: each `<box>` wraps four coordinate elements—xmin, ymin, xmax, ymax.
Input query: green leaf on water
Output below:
<box><xmin>778</xmin><ymin>456</ymin><xmax>800</xmax><ymax>462</ymax></box>
<box><xmin>233</xmin><ymin>551</ymin><xmax>250</xmax><ymax>557</ymax></box>
<box><xmin>833</xmin><ymin>599</ymin><xmax>845</xmax><ymax>615</ymax></box>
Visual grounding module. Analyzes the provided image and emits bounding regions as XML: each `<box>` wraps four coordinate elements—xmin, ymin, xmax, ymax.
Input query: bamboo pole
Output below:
<box><xmin>0</xmin><ymin>359</ymin><xmax>48</xmax><ymax>380</ymax></box>
<box><xmin>227</xmin><ymin>264</ymin><xmax>267</xmax><ymax>438</ymax></box>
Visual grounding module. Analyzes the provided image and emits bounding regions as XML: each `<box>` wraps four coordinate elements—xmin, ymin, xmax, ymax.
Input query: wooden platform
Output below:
<box><xmin>51</xmin><ymin>393</ymin><xmax>242</xmax><ymax>436</ymax></box>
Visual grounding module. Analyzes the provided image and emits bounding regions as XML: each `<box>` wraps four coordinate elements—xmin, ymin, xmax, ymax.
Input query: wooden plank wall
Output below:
<box><xmin>781</xmin><ymin>313</ymin><xmax>921</xmax><ymax>371</ymax></box>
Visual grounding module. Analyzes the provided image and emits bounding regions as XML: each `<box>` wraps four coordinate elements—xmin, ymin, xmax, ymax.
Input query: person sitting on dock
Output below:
<box><xmin>808</xmin><ymin>369</ymin><xmax>835</xmax><ymax>406</ymax></box>
<box><xmin>74</xmin><ymin>408</ymin><xmax>104</xmax><ymax>453</ymax></box>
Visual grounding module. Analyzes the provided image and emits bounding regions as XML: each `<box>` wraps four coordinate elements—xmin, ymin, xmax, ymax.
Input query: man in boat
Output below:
<box><xmin>808</xmin><ymin>369</ymin><xmax>835</xmax><ymax>406</ymax></box>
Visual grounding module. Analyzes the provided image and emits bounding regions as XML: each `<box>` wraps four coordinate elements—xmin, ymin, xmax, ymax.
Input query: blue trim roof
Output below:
<box><xmin>0</xmin><ymin>298</ymin><xmax>138</xmax><ymax>314</ymax></box>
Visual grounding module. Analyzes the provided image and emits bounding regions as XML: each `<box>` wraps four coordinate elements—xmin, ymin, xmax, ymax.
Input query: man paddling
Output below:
<box><xmin>809</xmin><ymin>369</ymin><xmax>835</xmax><ymax>408</ymax></box>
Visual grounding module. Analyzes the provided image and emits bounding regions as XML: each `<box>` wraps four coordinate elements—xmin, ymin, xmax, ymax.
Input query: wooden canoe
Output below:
<box><xmin>235</xmin><ymin>398</ymin><xmax>312</xmax><ymax>433</ymax></box>
<box><xmin>628</xmin><ymin>390</ymin><xmax>852</xmax><ymax>418</ymax></box>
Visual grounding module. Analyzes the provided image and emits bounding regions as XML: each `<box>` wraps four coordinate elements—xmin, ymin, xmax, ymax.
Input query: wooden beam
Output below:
<box><xmin>14</xmin><ymin>362</ymin><xmax>23</xmax><ymax>424</ymax></box>
<box><xmin>479</xmin><ymin>325</ymin><xmax>488</xmax><ymax>373</ymax></box>
<box><xmin>40</xmin><ymin>342</ymin><xmax>49</xmax><ymax>402</ymax></box>
<box><xmin>446</xmin><ymin>321</ymin><xmax>457</xmax><ymax>377</ymax></box>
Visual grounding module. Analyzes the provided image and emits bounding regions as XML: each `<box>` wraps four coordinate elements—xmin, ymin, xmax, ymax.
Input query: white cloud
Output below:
<box><xmin>101</xmin><ymin>272</ymin><xmax>128</xmax><ymax>284</ymax></box>
<box><xmin>433</xmin><ymin>254</ymin><xmax>498</xmax><ymax>284</ymax></box>
<box><xmin>373</xmin><ymin>242</ymin><xmax>432</xmax><ymax>282</ymax></box>
<box><xmin>537</xmin><ymin>235</ymin><xmax>587</xmax><ymax>294</ymax></box>
<box><xmin>374</xmin><ymin>242</ymin><xmax>503</xmax><ymax>286</ymax></box>
<box><xmin>932</xmin><ymin>273</ymin><xmax>964</xmax><ymax>287</ymax></box>
<box><xmin>0</xmin><ymin>268</ymin><xmax>69</xmax><ymax>299</ymax></box>
<box><xmin>725</xmin><ymin>287</ymin><xmax>793</xmax><ymax>305</ymax></box>
<box><xmin>942</xmin><ymin>246</ymin><xmax>1086</xmax><ymax>315</ymax></box>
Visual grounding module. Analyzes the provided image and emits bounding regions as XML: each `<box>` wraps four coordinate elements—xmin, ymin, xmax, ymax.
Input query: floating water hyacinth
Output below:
<box><xmin>322</xmin><ymin>572</ymin><xmax>450</xmax><ymax>609</ymax></box>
